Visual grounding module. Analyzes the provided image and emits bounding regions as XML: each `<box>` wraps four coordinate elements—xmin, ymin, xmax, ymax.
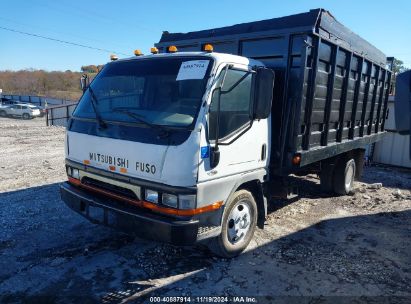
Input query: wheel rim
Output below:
<box><xmin>345</xmin><ymin>163</ymin><xmax>354</xmax><ymax>190</ymax></box>
<box><xmin>227</xmin><ymin>200</ymin><xmax>252</xmax><ymax>245</ymax></box>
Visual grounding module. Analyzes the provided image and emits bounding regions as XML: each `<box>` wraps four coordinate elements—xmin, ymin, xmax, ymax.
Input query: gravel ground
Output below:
<box><xmin>0</xmin><ymin>117</ymin><xmax>410</xmax><ymax>303</ymax></box>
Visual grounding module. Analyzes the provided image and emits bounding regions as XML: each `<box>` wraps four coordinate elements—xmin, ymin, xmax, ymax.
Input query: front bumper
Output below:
<box><xmin>60</xmin><ymin>182</ymin><xmax>200</xmax><ymax>245</ymax></box>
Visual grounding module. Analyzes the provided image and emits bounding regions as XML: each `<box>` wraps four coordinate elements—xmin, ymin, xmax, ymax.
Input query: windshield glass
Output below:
<box><xmin>73</xmin><ymin>57</ymin><xmax>212</xmax><ymax>128</ymax></box>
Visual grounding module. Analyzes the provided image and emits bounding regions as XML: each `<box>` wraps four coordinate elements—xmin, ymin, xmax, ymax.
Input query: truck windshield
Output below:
<box><xmin>73</xmin><ymin>57</ymin><xmax>212</xmax><ymax>128</ymax></box>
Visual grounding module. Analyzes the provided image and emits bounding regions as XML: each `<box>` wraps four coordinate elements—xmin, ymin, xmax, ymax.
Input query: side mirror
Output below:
<box><xmin>394</xmin><ymin>70</ymin><xmax>411</xmax><ymax>135</ymax></box>
<box><xmin>254</xmin><ymin>68</ymin><xmax>275</xmax><ymax>119</ymax></box>
<box><xmin>80</xmin><ymin>74</ymin><xmax>89</xmax><ymax>92</ymax></box>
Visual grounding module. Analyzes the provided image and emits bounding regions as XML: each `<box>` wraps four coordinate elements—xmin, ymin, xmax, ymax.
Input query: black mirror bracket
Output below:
<box><xmin>208</xmin><ymin>64</ymin><xmax>237</xmax><ymax>169</ymax></box>
<box><xmin>210</xmin><ymin>146</ymin><xmax>220</xmax><ymax>168</ymax></box>
<box><xmin>210</xmin><ymin>86</ymin><xmax>222</xmax><ymax>169</ymax></box>
<box><xmin>80</xmin><ymin>74</ymin><xmax>89</xmax><ymax>93</ymax></box>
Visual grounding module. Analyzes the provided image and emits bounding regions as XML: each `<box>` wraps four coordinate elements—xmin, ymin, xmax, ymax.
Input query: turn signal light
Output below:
<box><xmin>167</xmin><ymin>45</ymin><xmax>178</xmax><ymax>53</ymax></box>
<box><xmin>203</xmin><ymin>44</ymin><xmax>213</xmax><ymax>52</ymax></box>
<box><xmin>134</xmin><ymin>49</ymin><xmax>143</xmax><ymax>56</ymax></box>
<box><xmin>292</xmin><ymin>154</ymin><xmax>301</xmax><ymax>166</ymax></box>
<box><xmin>150</xmin><ymin>47</ymin><xmax>159</xmax><ymax>54</ymax></box>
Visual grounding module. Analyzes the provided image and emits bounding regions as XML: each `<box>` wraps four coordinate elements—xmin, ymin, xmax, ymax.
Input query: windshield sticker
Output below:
<box><xmin>176</xmin><ymin>60</ymin><xmax>209</xmax><ymax>81</ymax></box>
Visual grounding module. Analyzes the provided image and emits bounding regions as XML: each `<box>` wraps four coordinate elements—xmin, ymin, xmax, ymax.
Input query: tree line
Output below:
<box><xmin>0</xmin><ymin>60</ymin><xmax>407</xmax><ymax>102</ymax></box>
<box><xmin>0</xmin><ymin>66</ymin><xmax>103</xmax><ymax>101</ymax></box>
<box><xmin>81</xmin><ymin>65</ymin><xmax>104</xmax><ymax>73</ymax></box>
<box><xmin>0</xmin><ymin>69</ymin><xmax>90</xmax><ymax>101</ymax></box>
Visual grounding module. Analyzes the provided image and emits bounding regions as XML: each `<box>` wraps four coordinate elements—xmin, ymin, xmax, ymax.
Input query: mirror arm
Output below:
<box><xmin>214</xmin><ymin>65</ymin><xmax>230</xmax><ymax>147</ymax></box>
<box><xmin>210</xmin><ymin>65</ymin><xmax>230</xmax><ymax>169</ymax></box>
<box><xmin>220</xmin><ymin>65</ymin><xmax>230</xmax><ymax>89</ymax></box>
<box><xmin>211</xmin><ymin>64</ymin><xmax>241</xmax><ymax>168</ymax></box>
<box><xmin>80</xmin><ymin>74</ymin><xmax>89</xmax><ymax>93</ymax></box>
<box><xmin>209</xmin><ymin>87</ymin><xmax>221</xmax><ymax>168</ymax></box>
<box><xmin>214</xmin><ymin>88</ymin><xmax>222</xmax><ymax>149</ymax></box>
<box><xmin>221</xmin><ymin>71</ymin><xmax>252</xmax><ymax>94</ymax></box>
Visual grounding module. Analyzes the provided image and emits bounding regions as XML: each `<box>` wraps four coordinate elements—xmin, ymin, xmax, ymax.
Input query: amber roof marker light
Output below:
<box><xmin>150</xmin><ymin>47</ymin><xmax>159</xmax><ymax>54</ymax></box>
<box><xmin>167</xmin><ymin>45</ymin><xmax>178</xmax><ymax>53</ymax></box>
<box><xmin>203</xmin><ymin>44</ymin><xmax>214</xmax><ymax>53</ymax></box>
<box><xmin>134</xmin><ymin>49</ymin><xmax>143</xmax><ymax>56</ymax></box>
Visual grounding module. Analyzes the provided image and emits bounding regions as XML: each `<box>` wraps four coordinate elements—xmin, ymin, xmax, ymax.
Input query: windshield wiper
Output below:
<box><xmin>87</xmin><ymin>86</ymin><xmax>107</xmax><ymax>129</ymax></box>
<box><xmin>112</xmin><ymin>108</ymin><xmax>170</xmax><ymax>138</ymax></box>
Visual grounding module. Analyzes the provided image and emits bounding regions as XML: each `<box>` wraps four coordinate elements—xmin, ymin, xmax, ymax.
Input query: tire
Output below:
<box><xmin>22</xmin><ymin>113</ymin><xmax>30</xmax><ymax>119</ymax></box>
<box><xmin>333</xmin><ymin>158</ymin><xmax>356</xmax><ymax>195</ymax></box>
<box><xmin>0</xmin><ymin>110</ymin><xmax>6</xmax><ymax>117</ymax></box>
<box><xmin>207</xmin><ymin>189</ymin><xmax>257</xmax><ymax>258</ymax></box>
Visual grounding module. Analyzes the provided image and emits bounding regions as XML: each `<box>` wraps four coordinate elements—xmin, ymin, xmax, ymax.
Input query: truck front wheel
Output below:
<box><xmin>207</xmin><ymin>189</ymin><xmax>257</xmax><ymax>258</ymax></box>
<box><xmin>333</xmin><ymin>158</ymin><xmax>356</xmax><ymax>195</ymax></box>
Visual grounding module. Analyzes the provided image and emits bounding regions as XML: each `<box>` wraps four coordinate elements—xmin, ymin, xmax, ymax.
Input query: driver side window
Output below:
<box><xmin>209</xmin><ymin>69</ymin><xmax>253</xmax><ymax>141</ymax></box>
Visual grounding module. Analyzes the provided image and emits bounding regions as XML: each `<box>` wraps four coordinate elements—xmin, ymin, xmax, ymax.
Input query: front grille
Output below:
<box><xmin>81</xmin><ymin>177</ymin><xmax>138</xmax><ymax>200</ymax></box>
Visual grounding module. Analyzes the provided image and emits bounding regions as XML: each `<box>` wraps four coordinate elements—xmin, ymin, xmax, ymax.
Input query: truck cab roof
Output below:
<box><xmin>111</xmin><ymin>51</ymin><xmax>265</xmax><ymax>69</ymax></box>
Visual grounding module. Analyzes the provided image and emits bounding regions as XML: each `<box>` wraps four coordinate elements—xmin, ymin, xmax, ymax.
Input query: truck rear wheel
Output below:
<box><xmin>0</xmin><ymin>110</ymin><xmax>6</xmax><ymax>117</ymax></box>
<box><xmin>207</xmin><ymin>189</ymin><xmax>257</xmax><ymax>258</ymax></box>
<box><xmin>333</xmin><ymin>158</ymin><xmax>356</xmax><ymax>195</ymax></box>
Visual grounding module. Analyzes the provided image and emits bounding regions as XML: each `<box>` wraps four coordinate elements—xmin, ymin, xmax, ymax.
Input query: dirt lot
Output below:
<box><xmin>0</xmin><ymin>117</ymin><xmax>410</xmax><ymax>303</ymax></box>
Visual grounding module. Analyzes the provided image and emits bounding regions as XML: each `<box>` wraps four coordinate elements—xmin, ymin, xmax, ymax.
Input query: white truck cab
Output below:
<box><xmin>61</xmin><ymin>50</ymin><xmax>275</xmax><ymax>257</ymax></box>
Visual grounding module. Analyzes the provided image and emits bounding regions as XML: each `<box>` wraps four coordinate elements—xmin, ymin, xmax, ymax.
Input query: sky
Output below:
<box><xmin>0</xmin><ymin>0</ymin><xmax>410</xmax><ymax>71</ymax></box>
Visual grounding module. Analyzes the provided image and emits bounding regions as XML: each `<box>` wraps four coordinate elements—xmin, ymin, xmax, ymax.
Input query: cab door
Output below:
<box><xmin>198</xmin><ymin>64</ymin><xmax>270</xmax><ymax>182</ymax></box>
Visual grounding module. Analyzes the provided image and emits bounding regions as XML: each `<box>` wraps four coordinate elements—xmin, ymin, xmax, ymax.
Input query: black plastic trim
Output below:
<box><xmin>60</xmin><ymin>182</ymin><xmax>199</xmax><ymax>245</ymax></box>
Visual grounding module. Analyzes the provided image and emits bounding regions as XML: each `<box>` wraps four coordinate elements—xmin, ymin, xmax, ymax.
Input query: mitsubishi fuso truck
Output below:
<box><xmin>60</xmin><ymin>9</ymin><xmax>392</xmax><ymax>257</ymax></box>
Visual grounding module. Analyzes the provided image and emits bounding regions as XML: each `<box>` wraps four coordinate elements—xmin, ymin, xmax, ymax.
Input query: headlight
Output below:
<box><xmin>66</xmin><ymin>167</ymin><xmax>80</xmax><ymax>179</ymax></box>
<box><xmin>145</xmin><ymin>189</ymin><xmax>159</xmax><ymax>204</ymax></box>
<box><xmin>162</xmin><ymin>193</ymin><xmax>178</xmax><ymax>208</ymax></box>
<box><xmin>179</xmin><ymin>194</ymin><xmax>196</xmax><ymax>209</ymax></box>
<box><xmin>71</xmin><ymin>168</ymin><xmax>80</xmax><ymax>179</ymax></box>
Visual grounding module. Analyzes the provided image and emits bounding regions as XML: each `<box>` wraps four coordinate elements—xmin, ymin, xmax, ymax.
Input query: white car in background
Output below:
<box><xmin>0</xmin><ymin>103</ymin><xmax>41</xmax><ymax>119</ymax></box>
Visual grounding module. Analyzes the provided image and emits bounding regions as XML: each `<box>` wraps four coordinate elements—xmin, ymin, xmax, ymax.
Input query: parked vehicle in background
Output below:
<box><xmin>394</xmin><ymin>70</ymin><xmax>411</xmax><ymax>159</ymax></box>
<box><xmin>0</xmin><ymin>98</ymin><xmax>47</xmax><ymax>117</ymax></box>
<box><xmin>0</xmin><ymin>103</ymin><xmax>41</xmax><ymax>119</ymax></box>
<box><xmin>0</xmin><ymin>97</ymin><xmax>19</xmax><ymax>105</ymax></box>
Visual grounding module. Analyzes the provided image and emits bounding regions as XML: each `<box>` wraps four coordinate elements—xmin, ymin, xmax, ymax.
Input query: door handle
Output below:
<box><xmin>261</xmin><ymin>144</ymin><xmax>267</xmax><ymax>161</ymax></box>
